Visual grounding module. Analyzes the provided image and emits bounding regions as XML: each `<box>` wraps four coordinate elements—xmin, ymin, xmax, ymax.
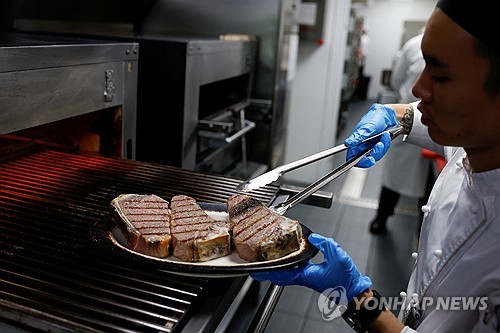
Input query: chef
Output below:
<box><xmin>252</xmin><ymin>0</ymin><xmax>500</xmax><ymax>332</ymax></box>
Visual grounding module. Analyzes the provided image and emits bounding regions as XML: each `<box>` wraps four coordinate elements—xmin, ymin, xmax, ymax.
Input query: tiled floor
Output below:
<box><xmin>263</xmin><ymin>99</ymin><xmax>422</xmax><ymax>332</ymax></box>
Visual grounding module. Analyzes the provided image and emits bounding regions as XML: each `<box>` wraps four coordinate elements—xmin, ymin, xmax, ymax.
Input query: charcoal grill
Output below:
<box><xmin>0</xmin><ymin>142</ymin><xmax>281</xmax><ymax>332</ymax></box>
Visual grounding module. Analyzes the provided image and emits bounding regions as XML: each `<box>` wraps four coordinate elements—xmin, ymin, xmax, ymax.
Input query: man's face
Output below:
<box><xmin>413</xmin><ymin>9</ymin><xmax>500</xmax><ymax>160</ymax></box>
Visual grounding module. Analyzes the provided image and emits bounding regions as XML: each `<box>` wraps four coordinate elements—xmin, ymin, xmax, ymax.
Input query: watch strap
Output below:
<box><xmin>341</xmin><ymin>289</ymin><xmax>385</xmax><ymax>333</ymax></box>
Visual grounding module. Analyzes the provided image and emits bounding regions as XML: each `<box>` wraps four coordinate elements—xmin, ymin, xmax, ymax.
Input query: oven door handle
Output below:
<box><xmin>225</xmin><ymin>120</ymin><xmax>256</xmax><ymax>143</ymax></box>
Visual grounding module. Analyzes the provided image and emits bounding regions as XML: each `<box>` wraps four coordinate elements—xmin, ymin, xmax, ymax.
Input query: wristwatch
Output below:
<box><xmin>342</xmin><ymin>289</ymin><xmax>385</xmax><ymax>333</ymax></box>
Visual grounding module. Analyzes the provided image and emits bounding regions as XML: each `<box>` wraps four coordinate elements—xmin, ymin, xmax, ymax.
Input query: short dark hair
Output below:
<box><xmin>475</xmin><ymin>40</ymin><xmax>500</xmax><ymax>97</ymax></box>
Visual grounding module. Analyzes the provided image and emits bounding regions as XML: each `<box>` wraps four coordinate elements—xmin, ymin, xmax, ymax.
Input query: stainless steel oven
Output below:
<box><xmin>131</xmin><ymin>34</ymin><xmax>257</xmax><ymax>176</ymax></box>
<box><xmin>0</xmin><ymin>31</ymin><xmax>287</xmax><ymax>333</ymax></box>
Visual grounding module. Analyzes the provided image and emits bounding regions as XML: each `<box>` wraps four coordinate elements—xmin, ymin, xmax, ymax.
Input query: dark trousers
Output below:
<box><xmin>376</xmin><ymin>186</ymin><xmax>401</xmax><ymax>220</ymax></box>
<box><xmin>376</xmin><ymin>166</ymin><xmax>434</xmax><ymax>231</ymax></box>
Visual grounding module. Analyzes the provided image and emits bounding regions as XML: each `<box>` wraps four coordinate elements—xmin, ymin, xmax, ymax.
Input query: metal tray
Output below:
<box><xmin>90</xmin><ymin>202</ymin><xmax>318</xmax><ymax>278</ymax></box>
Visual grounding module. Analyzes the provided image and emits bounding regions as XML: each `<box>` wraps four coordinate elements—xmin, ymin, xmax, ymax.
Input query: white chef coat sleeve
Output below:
<box><xmin>403</xmin><ymin>101</ymin><xmax>445</xmax><ymax>156</ymax></box>
<box><xmin>390</xmin><ymin>49</ymin><xmax>406</xmax><ymax>93</ymax></box>
<box><xmin>401</xmin><ymin>326</ymin><xmax>419</xmax><ymax>333</ymax></box>
<box><xmin>472</xmin><ymin>290</ymin><xmax>500</xmax><ymax>332</ymax></box>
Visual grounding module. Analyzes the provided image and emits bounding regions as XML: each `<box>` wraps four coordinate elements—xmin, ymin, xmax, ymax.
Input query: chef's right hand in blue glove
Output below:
<box><xmin>251</xmin><ymin>233</ymin><xmax>372</xmax><ymax>302</ymax></box>
<box><xmin>344</xmin><ymin>103</ymin><xmax>398</xmax><ymax>168</ymax></box>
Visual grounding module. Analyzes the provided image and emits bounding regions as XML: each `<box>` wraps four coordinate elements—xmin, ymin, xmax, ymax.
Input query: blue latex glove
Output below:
<box><xmin>251</xmin><ymin>234</ymin><xmax>372</xmax><ymax>302</ymax></box>
<box><xmin>344</xmin><ymin>103</ymin><xmax>398</xmax><ymax>168</ymax></box>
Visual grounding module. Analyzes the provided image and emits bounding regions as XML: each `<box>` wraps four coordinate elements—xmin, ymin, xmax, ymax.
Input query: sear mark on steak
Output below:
<box><xmin>110</xmin><ymin>194</ymin><xmax>171</xmax><ymax>258</ymax></box>
<box><xmin>227</xmin><ymin>194</ymin><xmax>303</xmax><ymax>262</ymax></box>
<box><xmin>170</xmin><ymin>195</ymin><xmax>231</xmax><ymax>262</ymax></box>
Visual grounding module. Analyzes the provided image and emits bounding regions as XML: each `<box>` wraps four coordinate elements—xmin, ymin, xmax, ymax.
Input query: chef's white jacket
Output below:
<box><xmin>397</xmin><ymin>103</ymin><xmax>500</xmax><ymax>332</ymax></box>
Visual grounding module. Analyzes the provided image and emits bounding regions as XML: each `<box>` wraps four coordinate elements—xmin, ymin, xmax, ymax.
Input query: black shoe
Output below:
<box><xmin>369</xmin><ymin>217</ymin><xmax>387</xmax><ymax>234</ymax></box>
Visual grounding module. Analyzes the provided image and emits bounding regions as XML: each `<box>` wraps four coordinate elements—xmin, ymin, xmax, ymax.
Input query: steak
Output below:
<box><xmin>110</xmin><ymin>194</ymin><xmax>171</xmax><ymax>258</ymax></box>
<box><xmin>170</xmin><ymin>195</ymin><xmax>231</xmax><ymax>262</ymax></box>
<box><xmin>227</xmin><ymin>194</ymin><xmax>303</xmax><ymax>262</ymax></box>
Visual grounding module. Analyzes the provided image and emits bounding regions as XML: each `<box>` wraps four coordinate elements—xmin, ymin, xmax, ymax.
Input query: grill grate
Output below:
<box><xmin>0</xmin><ymin>147</ymin><xmax>279</xmax><ymax>332</ymax></box>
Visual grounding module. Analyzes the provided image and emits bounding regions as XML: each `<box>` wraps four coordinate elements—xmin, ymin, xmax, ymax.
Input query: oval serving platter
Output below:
<box><xmin>90</xmin><ymin>202</ymin><xmax>318</xmax><ymax>278</ymax></box>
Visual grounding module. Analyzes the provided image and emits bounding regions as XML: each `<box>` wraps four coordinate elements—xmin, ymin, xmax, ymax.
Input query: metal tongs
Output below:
<box><xmin>236</xmin><ymin>125</ymin><xmax>403</xmax><ymax>214</ymax></box>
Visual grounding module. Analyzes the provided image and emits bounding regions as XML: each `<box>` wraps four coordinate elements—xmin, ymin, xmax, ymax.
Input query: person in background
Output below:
<box><xmin>369</xmin><ymin>32</ymin><xmax>432</xmax><ymax>234</ymax></box>
<box><xmin>252</xmin><ymin>0</ymin><xmax>500</xmax><ymax>331</ymax></box>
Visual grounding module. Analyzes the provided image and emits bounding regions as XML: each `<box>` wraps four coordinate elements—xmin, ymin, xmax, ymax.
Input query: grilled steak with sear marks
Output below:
<box><xmin>110</xmin><ymin>194</ymin><xmax>171</xmax><ymax>258</ymax></box>
<box><xmin>170</xmin><ymin>195</ymin><xmax>231</xmax><ymax>262</ymax></box>
<box><xmin>227</xmin><ymin>194</ymin><xmax>303</xmax><ymax>262</ymax></box>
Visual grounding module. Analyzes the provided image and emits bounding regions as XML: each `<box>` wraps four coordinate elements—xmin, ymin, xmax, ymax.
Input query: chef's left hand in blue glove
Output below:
<box><xmin>251</xmin><ymin>233</ymin><xmax>372</xmax><ymax>301</ymax></box>
<box><xmin>344</xmin><ymin>103</ymin><xmax>398</xmax><ymax>168</ymax></box>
